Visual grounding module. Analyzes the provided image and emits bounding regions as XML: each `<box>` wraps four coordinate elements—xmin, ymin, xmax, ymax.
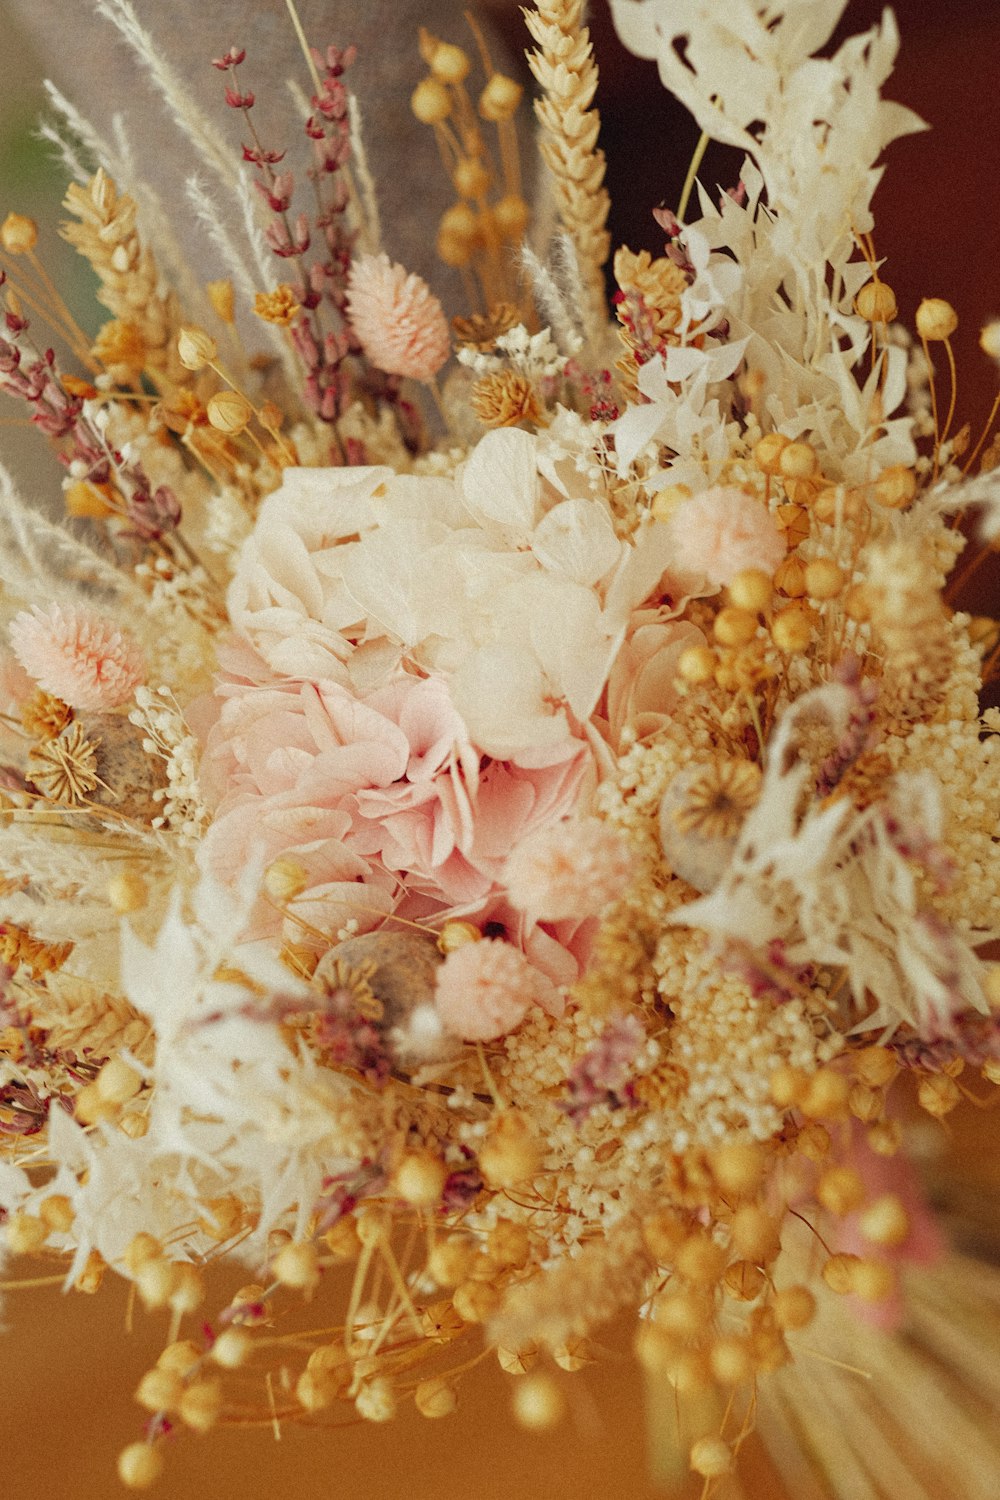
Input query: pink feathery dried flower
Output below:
<box><xmin>434</xmin><ymin>938</ymin><xmax>558</xmax><ymax>1042</ymax></box>
<box><xmin>9</xmin><ymin>604</ymin><xmax>145</xmax><ymax>711</ymax></box>
<box><xmin>505</xmin><ymin>817</ymin><xmax>637</xmax><ymax>922</ymax></box>
<box><xmin>347</xmin><ymin>252</ymin><xmax>450</xmax><ymax>382</ymax></box>
<box><xmin>666</xmin><ymin>485</ymin><xmax>785</xmax><ymax>587</ymax></box>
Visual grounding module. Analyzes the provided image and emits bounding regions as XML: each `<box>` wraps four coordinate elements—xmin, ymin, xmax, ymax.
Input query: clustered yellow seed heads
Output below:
<box><xmin>453</xmin><ymin>156</ymin><xmax>491</xmax><ymax>199</ymax></box>
<box><xmin>478</xmin><ymin>73</ymin><xmax>524</xmax><ymax>123</ymax></box>
<box><xmin>804</xmin><ymin>557</ymin><xmax>845</xmax><ymax>600</ymax></box>
<box><xmin>6</xmin><ymin>1211</ymin><xmax>47</xmax><ymax>1255</ymax></box>
<box><xmin>176</xmin><ymin>326</ymin><xmax>217</xmax><ymax>371</ymax></box>
<box><xmin>816</xmin><ymin>1165</ymin><xmax>866</xmax><ymax>1216</ymax></box>
<box><xmin>771</xmin><ymin>605</ymin><xmax>813</xmax><ymax>654</ymax></box>
<box><xmin>916</xmin><ymin>297</ymin><xmax>958</xmax><ymax>341</ymax></box>
<box><xmin>429</xmin><ymin>40</ymin><xmax>470</xmax><ymax>84</ymax></box>
<box><xmin>117</xmin><ymin>1442</ymin><xmax>164</xmax><ymax>1490</ymax></box>
<box><xmin>753</xmin><ymin>432</ymin><xmax>789</xmax><ymax>474</ymax></box>
<box><xmin>873</xmin><ymin>464</ymin><xmax>917</xmax><ymax>510</ymax></box>
<box><xmin>855</xmin><ymin>280</ymin><xmax>898</xmax><ymax>323</ymax></box>
<box><xmin>690</xmin><ymin>1436</ymin><xmax>733</xmax><ymax>1479</ymax></box>
<box><xmin>512</xmin><ymin>1372</ymin><xmax>565</xmax><ymax>1431</ymax></box>
<box><xmin>778</xmin><ymin>439</ymin><xmax>818</xmax><ymax>479</ymax></box>
<box><xmin>728</xmin><ymin>569</ymin><xmax>772</xmax><ymax>614</ymax></box>
<box><xmin>859</xmin><ymin>1193</ymin><xmax>910</xmax><ymax>1247</ymax></box>
<box><xmin>206</xmin><ymin>278</ymin><xmax>235</xmax><ymax>324</ymax></box>
<box><xmin>917</xmin><ymin>1072</ymin><xmax>961</xmax><ymax>1117</ymax></box>
<box><xmin>1</xmin><ymin>211</ymin><xmax>39</xmax><ymax>253</ymax></box>
<box><xmin>211</xmin><ymin>1327</ymin><xmax>251</xmax><ymax>1369</ymax></box>
<box><xmin>206</xmin><ymin>389</ymin><xmax>253</xmax><ymax>436</ymax></box>
<box><xmin>713</xmin><ymin>606</ymin><xmax>757</xmax><ymax>648</ymax></box>
<box><xmin>478</xmin><ymin>1110</ymin><xmax>542</xmax><ymax>1188</ymax></box>
<box><xmin>436</xmin><ymin>919</ymin><xmax>481</xmax><ymax>953</ymax></box>
<box><xmin>771</xmin><ymin>1285</ymin><xmax>816</xmax><ymax>1330</ymax></box>
<box><xmin>97</xmin><ymin>1055</ymin><xmax>143</xmax><ymax>1105</ymax></box>
<box><xmin>677</xmin><ymin>645</ymin><xmax>718</xmax><ymax>685</ymax></box>
<box><xmin>272</xmin><ymin>1240</ymin><xmax>320</xmax><ymax>1292</ymax></box>
<box><xmin>411</xmin><ymin>76</ymin><xmax>451</xmax><ymax>125</ymax></box>
<box><xmin>108</xmin><ymin>871</ymin><xmax>149</xmax><ymax>914</ymax></box>
<box><xmin>394</xmin><ymin>1151</ymin><xmax>448</xmax><ymax>1208</ymax></box>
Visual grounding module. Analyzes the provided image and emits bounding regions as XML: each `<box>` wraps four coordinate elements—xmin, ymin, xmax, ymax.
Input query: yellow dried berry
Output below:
<box><xmin>916</xmin><ymin>297</ymin><xmax>958</xmax><ymax>341</ymax></box>
<box><xmin>411</xmin><ymin>76</ymin><xmax>451</xmax><ymax>124</ymax></box>
<box><xmin>206</xmin><ymin>389</ymin><xmax>253</xmax><ymax>436</ymax></box>
<box><xmin>479</xmin><ymin>73</ymin><xmax>523</xmax><ymax>122</ymax></box>
<box><xmin>512</xmin><ymin>1373</ymin><xmax>565</xmax><ymax>1431</ymax></box>
<box><xmin>855</xmin><ymin>281</ymin><xmax>897</xmax><ymax>323</ymax></box>
<box><xmin>117</xmin><ymin>1443</ymin><xmax>164</xmax><ymax>1490</ymax></box>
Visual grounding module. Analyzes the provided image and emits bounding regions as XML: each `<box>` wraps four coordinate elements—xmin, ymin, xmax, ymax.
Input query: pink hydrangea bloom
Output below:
<box><xmin>9</xmin><ymin>603</ymin><xmax>145</xmax><ymax>710</ymax></box>
<box><xmin>665</xmin><ymin>485</ymin><xmax>785</xmax><ymax>587</ymax></box>
<box><xmin>347</xmin><ymin>252</ymin><xmax>450</xmax><ymax>382</ymax></box>
<box><xmin>199</xmin><ymin>655</ymin><xmax>591</xmax><ymax>948</ymax></box>
<box><xmin>434</xmin><ymin>937</ymin><xmax>561</xmax><ymax>1041</ymax></box>
<box><xmin>505</xmin><ymin>816</ymin><xmax>637</xmax><ymax>922</ymax></box>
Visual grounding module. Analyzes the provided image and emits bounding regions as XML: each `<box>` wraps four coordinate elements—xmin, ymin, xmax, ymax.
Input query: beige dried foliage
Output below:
<box><xmin>61</xmin><ymin>169</ymin><xmax>188</xmax><ymax>388</ymax></box>
<box><xmin>524</xmin><ymin>0</ymin><xmax>611</xmax><ymax>337</ymax></box>
<box><xmin>866</xmin><ymin>539</ymin><xmax>955</xmax><ymax>721</ymax></box>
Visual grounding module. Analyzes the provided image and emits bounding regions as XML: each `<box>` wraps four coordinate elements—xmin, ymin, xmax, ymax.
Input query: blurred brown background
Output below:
<box><xmin>1</xmin><ymin>2</ymin><xmax>999</xmax><ymax>1497</ymax></box>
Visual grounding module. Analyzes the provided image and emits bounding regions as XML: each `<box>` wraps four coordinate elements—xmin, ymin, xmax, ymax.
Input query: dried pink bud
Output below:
<box><xmin>346</xmin><ymin>252</ymin><xmax>450</xmax><ymax>383</ymax></box>
<box><xmin>9</xmin><ymin>604</ymin><xmax>145</xmax><ymax>711</ymax></box>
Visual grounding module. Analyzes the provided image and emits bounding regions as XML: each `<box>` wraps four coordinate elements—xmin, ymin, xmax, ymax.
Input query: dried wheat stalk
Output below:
<box><xmin>524</xmin><ymin>0</ymin><xmax>611</xmax><ymax>341</ymax></box>
<box><xmin>61</xmin><ymin>169</ymin><xmax>188</xmax><ymax>389</ymax></box>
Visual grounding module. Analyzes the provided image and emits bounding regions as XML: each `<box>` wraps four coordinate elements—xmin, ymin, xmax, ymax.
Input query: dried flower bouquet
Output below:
<box><xmin>2</xmin><ymin>1</ymin><xmax>1000</xmax><ymax>1493</ymax></box>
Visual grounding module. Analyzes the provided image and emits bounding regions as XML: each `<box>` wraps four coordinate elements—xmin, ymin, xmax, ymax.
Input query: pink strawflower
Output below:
<box><xmin>666</xmin><ymin>485</ymin><xmax>785</xmax><ymax>587</ymax></box>
<box><xmin>434</xmin><ymin>937</ymin><xmax>561</xmax><ymax>1042</ymax></box>
<box><xmin>505</xmin><ymin>817</ymin><xmax>637</xmax><ymax>922</ymax></box>
<box><xmin>9</xmin><ymin>603</ymin><xmax>145</xmax><ymax>711</ymax></box>
<box><xmin>347</xmin><ymin>252</ymin><xmax>450</xmax><ymax>382</ymax></box>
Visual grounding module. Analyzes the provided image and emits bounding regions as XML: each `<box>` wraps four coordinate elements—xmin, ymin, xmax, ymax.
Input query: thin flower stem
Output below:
<box><xmin>677</xmin><ymin>130</ymin><xmax>710</xmax><ymax>223</ymax></box>
<box><xmin>941</xmin><ymin>336</ymin><xmax>958</xmax><ymax>446</ymax></box>
<box><xmin>476</xmin><ymin>1042</ymin><xmax>506</xmax><ymax>1110</ymax></box>
<box><xmin>921</xmin><ymin>333</ymin><xmax>942</xmax><ymax>481</ymax></box>
<box><xmin>963</xmin><ymin>387</ymin><xmax>1000</xmax><ymax>474</ymax></box>
<box><xmin>284</xmin><ymin>0</ymin><xmax>323</xmax><ymax>95</ymax></box>
<box><xmin>26</xmin><ymin>249</ymin><xmax>98</xmax><ymax>364</ymax></box>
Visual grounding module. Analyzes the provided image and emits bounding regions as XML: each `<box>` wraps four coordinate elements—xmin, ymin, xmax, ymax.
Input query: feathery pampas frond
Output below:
<box><xmin>519</xmin><ymin>241</ymin><xmax>584</xmax><ymax>355</ymax></box>
<box><xmin>0</xmin><ymin>462</ymin><xmax>138</xmax><ymax>610</ymax></box>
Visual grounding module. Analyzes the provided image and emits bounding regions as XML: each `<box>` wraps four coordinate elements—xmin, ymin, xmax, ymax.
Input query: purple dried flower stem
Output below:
<box><xmin>218</xmin><ymin>50</ymin><xmax>360</xmax><ymax>452</ymax></box>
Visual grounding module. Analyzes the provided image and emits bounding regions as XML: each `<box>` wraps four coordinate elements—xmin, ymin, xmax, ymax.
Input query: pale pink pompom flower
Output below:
<box><xmin>505</xmin><ymin>817</ymin><xmax>637</xmax><ymax>922</ymax></box>
<box><xmin>346</xmin><ymin>252</ymin><xmax>450</xmax><ymax>382</ymax></box>
<box><xmin>666</xmin><ymin>485</ymin><xmax>785</xmax><ymax>587</ymax></box>
<box><xmin>9</xmin><ymin>603</ymin><xmax>145</xmax><ymax>711</ymax></box>
<box><xmin>434</xmin><ymin>938</ymin><xmax>560</xmax><ymax>1042</ymax></box>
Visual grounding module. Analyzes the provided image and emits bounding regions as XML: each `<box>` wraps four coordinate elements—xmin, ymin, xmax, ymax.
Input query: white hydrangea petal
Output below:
<box><xmin>461</xmin><ymin>427</ymin><xmax>540</xmax><ymax>539</ymax></box>
<box><xmin>530</xmin><ymin>498</ymin><xmax>621</xmax><ymax>585</ymax></box>
<box><xmin>451</xmin><ymin>642</ymin><xmax>570</xmax><ymax>758</ymax></box>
